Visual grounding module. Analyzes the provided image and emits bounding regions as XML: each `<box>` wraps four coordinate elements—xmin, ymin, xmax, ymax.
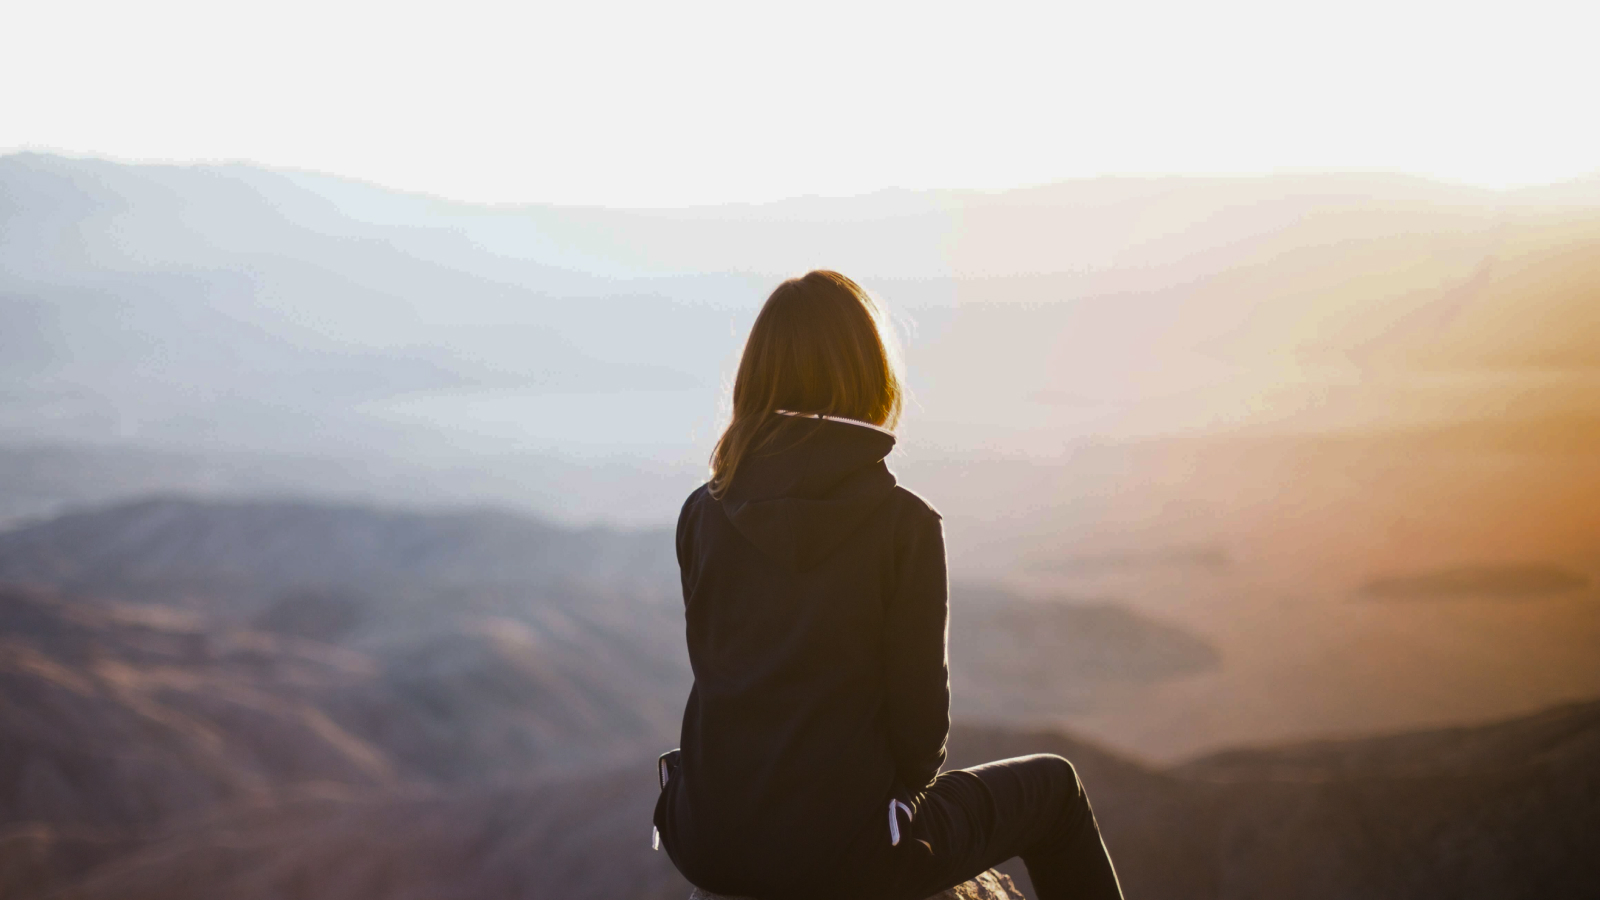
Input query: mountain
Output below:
<box><xmin>0</xmin><ymin>496</ymin><xmax>678</xmax><ymax>609</ymax></box>
<box><xmin>29</xmin><ymin>766</ymin><xmax>692</xmax><ymax>900</ymax></box>
<box><xmin>0</xmin><ymin>578</ymin><xmax>686</xmax><ymax>896</ymax></box>
<box><xmin>0</xmin><ymin>494</ymin><xmax>1224</xmax><ymax>798</ymax></box>
<box><xmin>0</xmin><ymin>578</ymin><xmax>674</xmax><ymax>796</ymax></box>
<box><xmin>0</xmin><ymin>496</ymin><xmax>706</xmax><ymax>821</ymax></box>
<box><xmin>1</xmin><ymin>496</ymin><xmax>1594</xmax><ymax>898</ymax></box>
<box><xmin>6</xmin><ymin>156</ymin><xmax>1600</xmax><ymax>722</ymax></box>
<box><xmin>0</xmin><ymin>496</ymin><xmax>1217</xmax><ymax>720</ymax></box>
<box><xmin>0</xmin><ymin>497</ymin><xmax>1221</xmax><ymax>899</ymax></box>
<box><xmin>5</xmin><ymin>489</ymin><xmax>1596</xmax><ymax>769</ymax></box>
<box><xmin>0</xmin><ymin>498</ymin><xmax>696</xmax><ymax>771</ymax></box>
<box><xmin>7</xmin><ymin>151</ymin><xmax>1600</xmax><ymax>477</ymax></box>
<box><xmin>0</xmin><ymin>586</ymin><xmax>392</xmax><ymax>828</ymax></box>
<box><xmin>951</xmin><ymin>702</ymin><xmax>1600</xmax><ymax>900</ymax></box>
<box><xmin>12</xmin><ymin>664</ymin><xmax>1595</xmax><ymax>899</ymax></box>
<box><xmin>949</xmin><ymin>581</ymin><xmax>1221</xmax><ymax>719</ymax></box>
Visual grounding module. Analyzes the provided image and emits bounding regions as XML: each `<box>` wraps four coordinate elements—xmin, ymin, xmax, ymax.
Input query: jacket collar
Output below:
<box><xmin>773</xmin><ymin>409</ymin><xmax>896</xmax><ymax>437</ymax></box>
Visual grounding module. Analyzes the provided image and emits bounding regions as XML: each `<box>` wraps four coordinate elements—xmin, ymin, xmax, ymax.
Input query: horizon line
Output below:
<box><xmin>7</xmin><ymin>146</ymin><xmax>1599</xmax><ymax>214</ymax></box>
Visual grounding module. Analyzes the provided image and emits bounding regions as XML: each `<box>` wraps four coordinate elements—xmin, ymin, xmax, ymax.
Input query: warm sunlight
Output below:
<box><xmin>6</xmin><ymin>0</ymin><xmax>1598</xmax><ymax>206</ymax></box>
<box><xmin>4</xmin><ymin>4</ymin><xmax>1597</xmax><ymax>898</ymax></box>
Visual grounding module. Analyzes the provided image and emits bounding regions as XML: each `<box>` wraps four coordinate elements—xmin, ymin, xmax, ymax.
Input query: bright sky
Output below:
<box><xmin>5</xmin><ymin>0</ymin><xmax>1598</xmax><ymax>207</ymax></box>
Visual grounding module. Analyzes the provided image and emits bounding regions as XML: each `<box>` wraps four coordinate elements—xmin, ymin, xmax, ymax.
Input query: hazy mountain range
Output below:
<box><xmin>6</xmin><ymin>152</ymin><xmax>1600</xmax><ymax>523</ymax></box>
<box><xmin>2</xmin><ymin>498</ymin><xmax>1594</xmax><ymax>899</ymax></box>
<box><xmin>4</xmin><ymin>151</ymin><xmax>1599</xmax><ymax>755</ymax></box>
<box><xmin>0</xmin><ymin>496</ymin><xmax>1219</xmax><ymax>739</ymax></box>
<box><xmin>2</xmin><ymin>154</ymin><xmax>1597</xmax><ymax>895</ymax></box>
<box><xmin>0</xmin><ymin>497</ymin><xmax>1209</xmax><ymax>898</ymax></box>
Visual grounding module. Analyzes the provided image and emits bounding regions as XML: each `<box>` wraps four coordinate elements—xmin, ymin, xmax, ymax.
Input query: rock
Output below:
<box><xmin>686</xmin><ymin>867</ymin><xmax>1026</xmax><ymax>900</ymax></box>
<box><xmin>928</xmin><ymin>870</ymin><xmax>1027</xmax><ymax>900</ymax></box>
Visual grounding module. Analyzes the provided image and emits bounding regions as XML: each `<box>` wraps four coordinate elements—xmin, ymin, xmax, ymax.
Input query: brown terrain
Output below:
<box><xmin>2</xmin><ymin>498</ymin><xmax>1597</xmax><ymax>899</ymax></box>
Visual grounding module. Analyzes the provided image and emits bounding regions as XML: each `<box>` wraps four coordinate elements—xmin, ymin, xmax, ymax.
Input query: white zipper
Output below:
<box><xmin>888</xmin><ymin>798</ymin><xmax>913</xmax><ymax>846</ymax></box>
<box><xmin>774</xmin><ymin>409</ymin><xmax>896</xmax><ymax>437</ymax></box>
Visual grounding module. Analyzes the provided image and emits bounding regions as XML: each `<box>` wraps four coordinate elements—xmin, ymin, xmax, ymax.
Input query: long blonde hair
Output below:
<box><xmin>708</xmin><ymin>270</ymin><xmax>904</xmax><ymax>498</ymax></box>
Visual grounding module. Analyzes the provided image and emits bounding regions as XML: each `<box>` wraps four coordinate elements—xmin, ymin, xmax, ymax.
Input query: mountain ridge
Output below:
<box><xmin>0</xmin><ymin>493</ymin><xmax>1594</xmax><ymax>898</ymax></box>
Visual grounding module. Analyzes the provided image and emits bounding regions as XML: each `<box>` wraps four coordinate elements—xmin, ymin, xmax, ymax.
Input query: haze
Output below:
<box><xmin>6</xmin><ymin>0</ymin><xmax>1600</xmax><ymax>207</ymax></box>
<box><xmin>3</xmin><ymin>8</ymin><xmax>1599</xmax><ymax>896</ymax></box>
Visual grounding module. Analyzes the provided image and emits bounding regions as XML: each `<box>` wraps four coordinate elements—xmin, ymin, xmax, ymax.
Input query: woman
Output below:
<box><xmin>654</xmin><ymin>270</ymin><xmax>1123</xmax><ymax>900</ymax></box>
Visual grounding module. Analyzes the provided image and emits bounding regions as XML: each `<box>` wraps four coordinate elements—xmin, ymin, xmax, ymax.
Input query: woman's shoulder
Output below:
<box><xmin>678</xmin><ymin>483</ymin><xmax>713</xmax><ymax>522</ymax></box>
<box><xmin>676</xmin><ymin>478</ymin><xmax>937</xmax><ymax>525</ymax></box>
<box><xmin>887</xmin><ymin>483</ymin><xmax>942</xmax><ymax>523</ymax></box>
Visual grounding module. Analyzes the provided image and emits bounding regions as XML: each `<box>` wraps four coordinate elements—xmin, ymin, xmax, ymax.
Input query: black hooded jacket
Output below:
<box><xmin>654</xmin><ymin>415</ymin><xmax>950</xmax><ymax>896</ymax></box>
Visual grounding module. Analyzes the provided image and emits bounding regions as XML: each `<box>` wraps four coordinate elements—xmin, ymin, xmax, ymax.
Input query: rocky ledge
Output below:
<box><xmin>687</xmin><ymin>868</ymin><xmax>1025</xmax><ymax>899</ymax></box>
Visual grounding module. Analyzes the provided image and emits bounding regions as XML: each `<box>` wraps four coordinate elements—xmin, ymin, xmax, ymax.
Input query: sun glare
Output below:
<box><xmin>5</xmin><ymin>0</ymin><xmax>1597</xmax><ymax>206</ymax></box>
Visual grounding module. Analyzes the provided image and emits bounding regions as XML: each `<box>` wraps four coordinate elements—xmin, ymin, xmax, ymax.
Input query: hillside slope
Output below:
<box><xmin>0</xmin><ymin>497</ymin><xmax>1217</xmax><ymax>725</ymax></box>
<box><xmin>12</xmin><ymin>698</ymin><xmax>1594</xmax><ymax>900</ymax></box>
<box><xmin>953</xmin><ymin>702</ymin><xmax>1600</xmax><ymax>900</ymax></box>
<box><xmin>0</xmin><ymin>496</ymin><xmax>678</xmax><ymax>608</ymax></box>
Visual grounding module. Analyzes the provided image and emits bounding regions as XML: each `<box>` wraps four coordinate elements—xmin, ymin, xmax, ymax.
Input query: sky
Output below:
<box><xmin>5</xmin><ymin>0</ymin><xmax>1599</xmax><ymax>207</ymax></box>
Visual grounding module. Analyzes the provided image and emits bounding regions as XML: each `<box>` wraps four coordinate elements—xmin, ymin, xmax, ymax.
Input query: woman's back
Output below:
<box><xmin>657</xmin><ymin>415</ymin><xmax>949</xmax><ymax>895</ymax></box>
<box><xmin>655</xmin><ymin>270</ymin><xmax>1120</xmax><ymax>900</ymax></box>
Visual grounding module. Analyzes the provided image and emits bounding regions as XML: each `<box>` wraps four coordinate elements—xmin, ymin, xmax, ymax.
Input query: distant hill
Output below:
<box><xmin>12</xmin><ymin>664</ymin><xmax>1594</xmax><ymax>899</ymax></box>
<box><xmin>0</xmin><ymin>496</ymin><xmax>1214</xmax><ymax>716</ymax></box>
<box><xmin>0</xmin><ymin>579</ymin><xmax>679</xmax><ymax>790</ymax></box>
<box><xmin>1</xmin><ymin>496</ymin><xmax>1594</xmax><ymax>898</ymax></box>
<box><xmin>6</xmin><ymin>152</ymin><xmax>1600</xmax><ymax>476</ymax></box>
<box><xmin>0</xmin><ymin>497</ymin><xmax>1225</xmax><ymax>899</ymax></box>
<box><xmin>949</xmin><ymin>581</ymin><xmax>1221</xmax><ymax>718</ymax></box>
<box><xmin>33</xmin><ymin>767</ymin><xmax>692</xmax><ymax>900</ymax></box>
<box><xmin>0</xmin><ymin>496</ymin><xmax>678</xmax><ymax>610</ymax></box>
<box><xmin>0</xmin><ymin>578</ymin><xmax>688</xmax><ymax>895</ymax></box>
<box><xmin>955</xmin><ymin>703</ymin><xmax>1600</xmax><ymax>900</ymax></box>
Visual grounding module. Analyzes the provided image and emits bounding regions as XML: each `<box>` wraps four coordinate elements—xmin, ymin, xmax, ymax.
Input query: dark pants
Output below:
<box><xmin>839</xmin><ymin>754</ymin><xmax>1124</xmax><ymax>900</ymax></box>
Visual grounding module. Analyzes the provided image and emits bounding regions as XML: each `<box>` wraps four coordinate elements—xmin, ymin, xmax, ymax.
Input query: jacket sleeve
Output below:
<box><xmin>883</xmin><ymin>508</ymin><xmax>950</xmax><ymax>791</ymax></box>
<box><xmin>676</xmin><ymin>489</ymin><xmax>699</xmax><ymax>606</ymax></box>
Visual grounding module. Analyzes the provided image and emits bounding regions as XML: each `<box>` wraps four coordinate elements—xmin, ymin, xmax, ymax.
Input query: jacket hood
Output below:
<box><xmin>719</xmin><ymin>417</ymin><xmax>897</xmax><ymax>572</ymax></box>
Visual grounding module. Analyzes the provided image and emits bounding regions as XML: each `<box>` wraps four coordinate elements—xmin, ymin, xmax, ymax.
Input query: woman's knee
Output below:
<box><xmin>1013</xmin><ymin>753</ymin><xmax>1088</xmax><ymax>803</ymax></box>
